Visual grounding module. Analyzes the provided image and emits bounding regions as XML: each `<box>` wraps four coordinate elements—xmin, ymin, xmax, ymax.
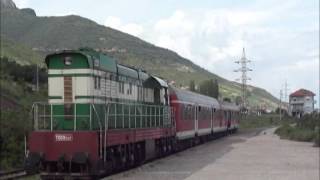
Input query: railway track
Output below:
<box><xmin>0</xmin><ymin>169</ymin><xmax>29</xmax><ymax>180</ymax></box>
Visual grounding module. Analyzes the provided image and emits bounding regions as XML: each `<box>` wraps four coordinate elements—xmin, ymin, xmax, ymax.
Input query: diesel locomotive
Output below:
<box><xmin>25</xmin><ymin>48</ymin><xmax>240</xmax><ymax>179</ymax></box>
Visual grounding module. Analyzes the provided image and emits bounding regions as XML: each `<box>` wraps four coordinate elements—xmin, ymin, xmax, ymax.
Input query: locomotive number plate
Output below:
<box><xmin>55</xmin><ymin>134</ymin><xmax>73</xmax><ymax>142</ymax></box>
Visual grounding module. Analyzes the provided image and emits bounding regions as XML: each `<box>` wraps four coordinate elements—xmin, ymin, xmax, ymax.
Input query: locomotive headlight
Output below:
<box><xmin>64</xmin><ymin>56</ymin><xmax>72</xmax><ymax>65</ymax></box>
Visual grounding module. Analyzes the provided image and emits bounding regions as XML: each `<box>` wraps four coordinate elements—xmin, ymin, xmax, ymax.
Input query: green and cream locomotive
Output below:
<box><xmin>35</xmin><ymin>48</ymin><xmax>171</xmax><ymax>131</ymax></box>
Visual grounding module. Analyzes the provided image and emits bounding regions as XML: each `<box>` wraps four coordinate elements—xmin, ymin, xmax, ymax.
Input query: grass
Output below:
<box><xmin>240</xmin><ymin>113</ymin><xmax>319</xmax><ymax>147</ymax></box>
<box><xmin>239</xmin><ymin>113</ymin><xmax>292</xmax><ymax>129</ymax></box>
<box><xmin>275</xmin><ymin>113</ymin><xmax>320</xmax><ymax>147</ymax></box>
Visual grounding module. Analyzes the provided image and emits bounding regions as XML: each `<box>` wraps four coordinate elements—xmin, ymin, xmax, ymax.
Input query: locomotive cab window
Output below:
<box><xmin>64</xmin><ymin>56</ymin><xmax>72</xmax><ymax>65</ymax></box>
<box><xmin>94</xmin><ymin>76</ymin><xmax>101</xmax><ymax>89</ymax></box>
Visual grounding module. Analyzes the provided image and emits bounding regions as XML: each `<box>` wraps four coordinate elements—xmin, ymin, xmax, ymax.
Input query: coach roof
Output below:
<box><xmin>170</xmin><ymin>86</ymin><xmax>220</xmax><ymax>107</ymax></box>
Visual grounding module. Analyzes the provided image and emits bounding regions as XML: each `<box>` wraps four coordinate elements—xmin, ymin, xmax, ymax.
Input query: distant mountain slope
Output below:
<box><xmin>0</xmin><ymin>0</ymin><xmax>279</xmax><ymax>109</ymax></box>
<box><xmin>1</xmin><ymin>36</ymin><xmax>42</xmax><ymax>65</ymax></box>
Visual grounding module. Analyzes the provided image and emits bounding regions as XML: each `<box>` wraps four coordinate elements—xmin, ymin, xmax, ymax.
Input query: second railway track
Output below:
<box><xmin>0</xmin><ymin>169</ymin><xmax>29</xmax><ymax>180</ymax></box>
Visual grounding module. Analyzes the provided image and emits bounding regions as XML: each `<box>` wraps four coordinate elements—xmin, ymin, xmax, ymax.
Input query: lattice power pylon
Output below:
<box><xmin>234</xmin><ymin>48</ymin><xmax>252</xmax><ymax>111</ymax></box>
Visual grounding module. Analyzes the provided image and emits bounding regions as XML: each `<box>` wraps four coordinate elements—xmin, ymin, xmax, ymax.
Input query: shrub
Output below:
<box><xmin>275</xmin><ymin>118</ymin><xmax>319</xmax><ymax>145</ymax></box>
<box><xmin>314</xmin><ymin>127</ymin><xmax>320</xmax><ymax>147</ymax></box>
<box><xmin>289</xmin><ymin>128</ymin><xmax>315</xmax><ymax>142</ymax></box>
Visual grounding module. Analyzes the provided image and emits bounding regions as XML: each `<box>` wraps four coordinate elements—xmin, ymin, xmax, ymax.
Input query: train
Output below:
<box><xmin>25</xmin><ymin>48</ymin><xmax>240</xmax><ymax>179</ymax></box>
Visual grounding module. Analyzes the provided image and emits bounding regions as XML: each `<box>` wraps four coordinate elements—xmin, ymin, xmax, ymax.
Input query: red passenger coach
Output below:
<box><xmin>169</xmin><ymin>87</ymin><xmax>220</xmax><ymax>140</ymax></box>
<box><xmin>220</xmin><ymin>102</ymin><xmax>240</xmax><ymax>132</ymax></box>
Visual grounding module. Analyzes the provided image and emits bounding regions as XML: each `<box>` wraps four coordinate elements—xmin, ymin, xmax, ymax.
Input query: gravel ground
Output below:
<box><xmin>104</xmin><ymin>128</ymin><xmax>319</xmax><ymax>180</ymax></box>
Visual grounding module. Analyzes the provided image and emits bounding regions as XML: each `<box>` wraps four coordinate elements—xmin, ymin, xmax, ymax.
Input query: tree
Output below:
<box><xmin>199</xmin><ymin>80</ymin><xmax>209</xmax><ymax>96</ymax></box>
<box><xmin>199</xmin><ymin>79</ymin><xmax>219</xmax><ymax>98</ymax></box>
<box><xmin>212</xmin><ymin>79</ymin><xmax>219</xmax><ymax>98</ymax></box>
<box><xmin>189</xmin><ymin>80</ymin><xmax>196</xmax><ymax>92</ymax></box>
<box><xmin>235</xmin><ymin>96</ymin><xmax>242</xmax><ymax>105</ymax></box>
<box><xmin>223</xmin><ymin>97</ymin><xmax>231</xmax><ymax>102</ymax></box>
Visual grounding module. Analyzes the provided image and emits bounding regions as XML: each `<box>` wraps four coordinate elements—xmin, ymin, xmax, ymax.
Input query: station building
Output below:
<box><xmin>289</xmin><ymin>89</ymin><xmax>315</xmax><ymax>117</ymax></box>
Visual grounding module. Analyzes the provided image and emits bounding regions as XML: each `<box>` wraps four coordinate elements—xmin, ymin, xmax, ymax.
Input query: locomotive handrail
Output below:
<box><xmin>31</xmin><ymin>101</ymin><xmax>173</xmax><ymax>132</ymax></box>
<box><xmin>104</xmin><ymin>103</ymin><xmax>110</xmax><ymax>163</ymax></box>
<box><xmin>31</xmin><ymin>102</ymin><xmax>99</xmax><ymax>132</ymax></box>
<box><xmin>105</xmin><ymin>101</ymin><xmax>170</xmax><ymax>129</ymax></box>
<box><xmin>91</xmin><ymin>104</ymin><xmax>103</xmax><ymax>159</ymax></box>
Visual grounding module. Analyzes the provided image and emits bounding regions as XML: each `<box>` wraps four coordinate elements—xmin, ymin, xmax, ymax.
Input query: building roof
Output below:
<box><xmin>290</xmin><ymin>89</ymin><xmax>315</xmax><ymax>97</ymax></box>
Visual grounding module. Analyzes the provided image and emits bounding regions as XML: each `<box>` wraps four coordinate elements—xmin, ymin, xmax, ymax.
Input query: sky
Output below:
<box><xmin>14</xmin><ymin>0</ymin><xmax>319</xmax><ymax>107</ymax></box>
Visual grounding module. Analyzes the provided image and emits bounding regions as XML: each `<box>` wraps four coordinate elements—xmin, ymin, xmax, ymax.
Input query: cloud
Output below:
<box><xmin>99</xmin><ymin>1</ymin><xmax>318</xmax><ymax>104</ymax></box>
<box><xmin>149</xmin><ymin>9</ymin><xmax>260</xmax><ymax>71</ymax></box>
<box><xmin>104</xmin><ymin>16</ymin><xmax>144</xmax><ymax>36</ymax></box>
<box><xmin>14</xmin><ymin>0</ymin><xmax>29</xmax><ymax>8</ymax></box>
<box><xmin>154</xmin><ymin>10</ymin><xmax>194</xmax><ymax>35</ymax></box>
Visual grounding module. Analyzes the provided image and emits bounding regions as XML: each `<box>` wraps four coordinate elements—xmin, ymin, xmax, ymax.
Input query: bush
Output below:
<box><xmin>314</xmin><ymin>127</ymin><xmax>320</xmax><ymax>147</ymax></box>
<box><xmin>289</xmin><ymin>129</ymin><xmax>315</xmax><ymax>142</ymax></box>
<box><xmin>275</xmin><ymin>113</ymin><xmax>320</xmax><ymax>146</ymax></box>
<box><xmin>275</xmin><ymin>123</ymin><xmax>293</xmax><ymax>139</ymax></box>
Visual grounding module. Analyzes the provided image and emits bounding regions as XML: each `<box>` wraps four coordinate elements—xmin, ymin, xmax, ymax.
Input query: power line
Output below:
<box><xmin>234</xmin><ymin>48</ymin><xmax>252</xmax><ymax>111</ymax></box>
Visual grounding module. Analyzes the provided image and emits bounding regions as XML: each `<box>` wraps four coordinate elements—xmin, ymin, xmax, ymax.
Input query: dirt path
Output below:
<box><xmin>185</xmin><ymin>128</ymin><xmax>319</xmax><ymax>180</ymax></box>
<box><xmin>104</xmin><ymin>128</ymin><xmax>319</xmax><ymax>180</ymax></box>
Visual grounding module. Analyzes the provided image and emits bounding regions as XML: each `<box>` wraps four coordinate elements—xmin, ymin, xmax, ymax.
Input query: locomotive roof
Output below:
<box><xmin>170</xmin><ymin>86</ymin><xmax>220</xmax><ymax>107</ymax></box>
<box><xmin>45</xmin><ymin>49</ymin><xmax>117</xmax><ymax>73</ymax></box>
<box><xmin>144</xmin><ymin>76</ymin><xmax>168</xmax><ymax>88</ymax></box>
<box><xmin>117</xmin><ymin>64</ymin><xmax>139</xmax><ymax>79</ymax></box>
<box><xmin>138</xmin><ymin>70</ymin><xmax>149</xmax><ymax>81</ymax></box>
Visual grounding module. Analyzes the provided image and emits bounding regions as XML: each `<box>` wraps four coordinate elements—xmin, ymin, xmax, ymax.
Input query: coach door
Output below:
<box><xmin>211</xmin><ymin>107</ymin><xmax>214</xmax><ymax>131</ymax></box>
<box><xmin>194</xmin><ymin>105</ymin><xmax>198</xmax><ymax>134</ymax></box>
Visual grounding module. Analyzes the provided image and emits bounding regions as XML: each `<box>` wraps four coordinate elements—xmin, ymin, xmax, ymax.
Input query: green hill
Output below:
<box><xmin>0</xmin><ymin>37</ymin><xmax>42</xmax><ymax>65</ymax></box>
<box><xmin>0</xmin><ymin>0</ymin><xmax>279</xmax><ymax>109</ymax></box>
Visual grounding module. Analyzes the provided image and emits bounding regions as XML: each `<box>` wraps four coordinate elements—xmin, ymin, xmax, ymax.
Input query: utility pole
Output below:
<box><xmin>279</xmin><ymin>89</ymin><xmax>283</xmax><ymax>121</ymax></box>
<box><xmin>36</xmin><ymin>64</ymin><xmax>39</xmax><ymax>92</ymax></box>
<box><xmin>234</xmin><ymin>48</ymin><xmax>252</xmax><ymax>112</ymax></box>
<box><xmin>282</xmin><ymin>80</ymin><xmax>290</xmax><ymax>114</ymax></box>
